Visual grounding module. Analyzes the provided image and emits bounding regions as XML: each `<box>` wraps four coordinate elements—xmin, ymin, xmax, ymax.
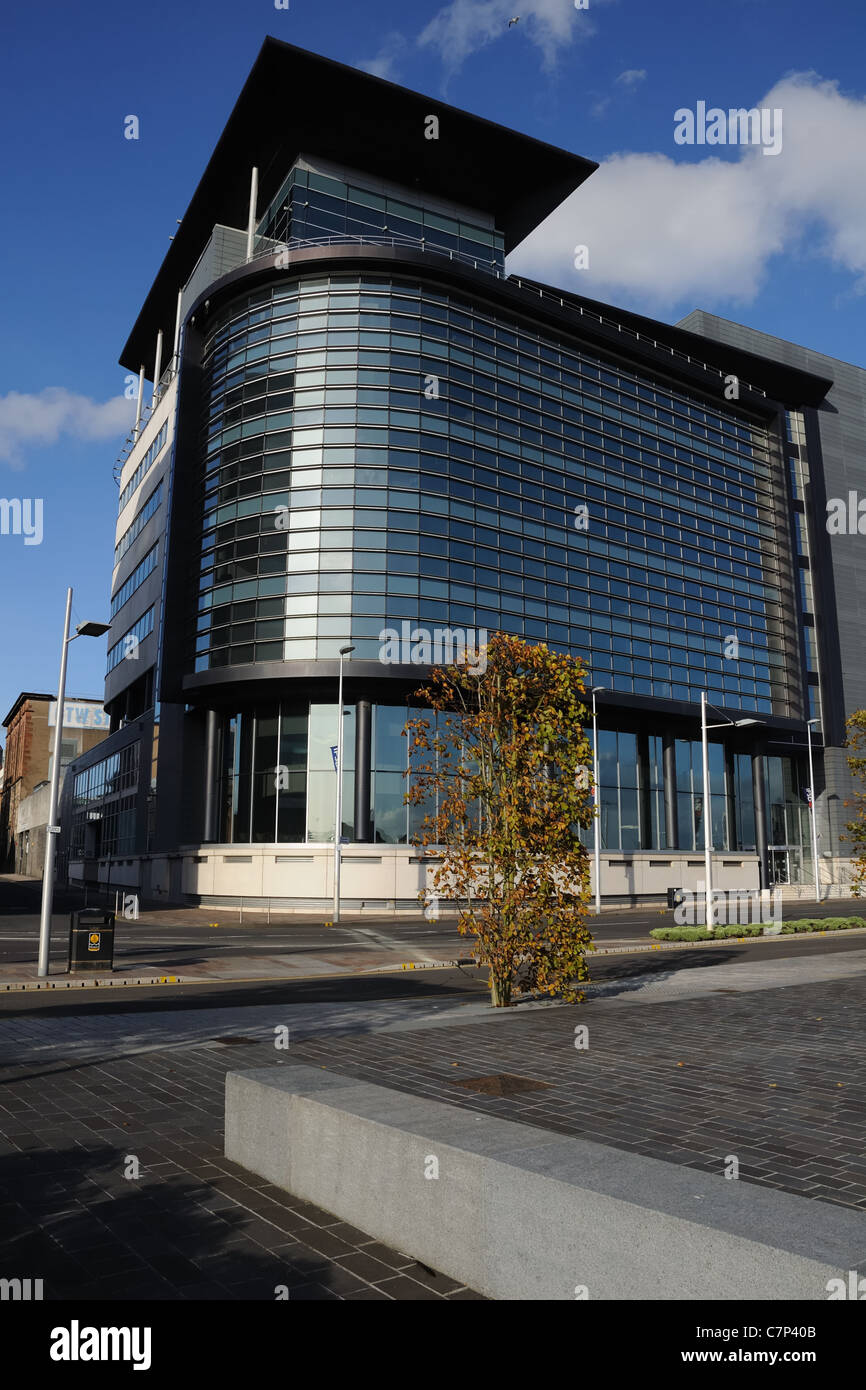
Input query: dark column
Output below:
<box><xmin>203</xmin><ymin>709</ymin><xmax>220</xmax><ymax>843</ymax></box>
<box><xmin>638</xmin><ymin>733</ymin><xmax>652</xmax><ymax>849</ymax></box>
<box><xmin>354</xmin><ymin>700</ymin><xmax>373</xmax><ymax>842</ymax></box>
<box><xmin>663</xmin><ymin>731</ymin><xmax>679</xmax><ymax>850</ymax></box>
<box><xmin>724</xmin><ymin>746</ymin><xmax>736</xmax><ymax>853</ymax></box>
<box><xmin>752</xmin><ymin>744</ymin><xmax>769</xmax><ymax>889</ymax></box>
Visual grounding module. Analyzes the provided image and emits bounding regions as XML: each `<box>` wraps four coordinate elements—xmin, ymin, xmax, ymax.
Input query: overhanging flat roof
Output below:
<box><xmin>121</xmin><ymin>38</ymin><xmax>597</xmax><ymax>375</ymax></box>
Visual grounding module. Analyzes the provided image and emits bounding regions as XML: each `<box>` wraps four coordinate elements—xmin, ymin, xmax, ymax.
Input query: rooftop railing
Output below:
<box><xmin>250</xmin><ymin>231</ymin><xmax>503</xmax><ymax>276</ymax></box>
<box><xmin>507</xmin><ymin>276</ymin><xmax>767</xmax><ymax>399</ymax></box>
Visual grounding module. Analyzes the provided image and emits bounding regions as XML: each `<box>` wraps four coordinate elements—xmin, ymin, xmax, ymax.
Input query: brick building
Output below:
<box><xmin>0</xmin><ymin>694</ymin><xmax>110</xmax><ymax>875</ymax></box>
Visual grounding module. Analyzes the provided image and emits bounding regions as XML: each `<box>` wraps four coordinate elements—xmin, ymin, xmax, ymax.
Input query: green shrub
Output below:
<box><xmin>651</xmin><ymin>916</ymin><xmax>866</xmax><ymax>942</ymax></box>
<box><xmin>650</xmin><ymin>925</ymin><xmax>760</xmax><ymax>941</ymax></box>
<box><xmin>651</xmin><ymin>927</ymin><xmax>713</xmax><ymax>941</ymax></box>
<box><xmin>780</xmin><ymin>916</ymin><xmax>866</xmax><ymax>933</ymax></box>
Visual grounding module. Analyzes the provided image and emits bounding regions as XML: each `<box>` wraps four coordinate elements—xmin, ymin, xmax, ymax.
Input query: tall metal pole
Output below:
<box><xmin>132</xmin><ymin>365</ymin><xmax>145</xmax><ymax>440</ymax></box>
<box><xmin>333</xmin><ymin>653</ymin><xmax>346</xmax><ymax>923</ymax></box>
<box><xmin>172</xmin><ymin>289</ymin><xmax>183</xmax><ymax>372</ymax></box>
<box><xmin>701</xmin><ymin>691</ymin><xmax>713</xmax><ymax>932</ymax></box>
<box><xmin>152</xmin><ymin>329</ymin><xmax>163</xmax><ymax>407</ymax></box>
<box><xmin>38</xmin><ymin>588</ymin><xmax>73</xmax><ymax>977</ymax></box>
<box><xmin>246</xmin><ymin>166</ymin><xmax>259</xmax><ymax>262</ymax></box>
<box><xmin>807</xmin><ymin>719</ymin><xmax>821</xmax><ymax>903</ymax></box>
<box><xmin>592</xmin><ymin>689</ymin><xmax>601</xmax><ymax>915</ymax></box>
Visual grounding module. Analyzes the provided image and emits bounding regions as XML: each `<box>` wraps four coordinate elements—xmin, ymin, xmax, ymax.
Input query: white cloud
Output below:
<box><xmin>591</xmin><ymin>67</ymin><xmax>647</xmax><ymax>121</ymax></box>
<box><xmin>417</xmin><ymin>0</ymin><xmax>607</xmax><ymax>76</ymax></box>
<box><xmin>509</xmin><ymin>74</ymin><xmax>866</xmax><ymax>310</ymax></box>
<box><xmin>358</xmin><ymin>31</ymin><xmax>408</xmax><ymax>81</ymax></box>
<box><xmin>0</xmin><ymin>388</ymin><xmax>135</xmax><ymax>468</ymax></box>
<box><xmin>616</xmin><ymin>68</ymin><xmax>646</xmax><ymax>87</ymax></box>
<box><xmin>360</xmin><ymin>0</ymin><xmax>615</xmax><ymax>87</ymax></box>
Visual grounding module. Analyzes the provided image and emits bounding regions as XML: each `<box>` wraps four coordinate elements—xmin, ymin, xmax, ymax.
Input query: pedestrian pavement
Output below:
<box><xmin>0</xmin><ymin>1044</ymin><xmax>482</xmax><ymax>1301</ymax></box>
<box><xmin>1</xmin><ymin>941</ymin><xmax>863</xmax><ymax>1064</ymax></box>
<box><xmin>0</xmin><ymin>990</ymin><xmax>487</xmax><ymax>1066</ymax></box>
<box><xmin>1</xmin><ymin>941</ymin><xmax>864</xmax><ymax>1300</ymax></box>
<box><xmin>3</xmin><ymin>874</ymin><xmax>865</xmax><ymax>992</ymax></box>
<box><xmin>5</xmin><ymin>911</ymin><xmax>866</xmax><ymax>993</ymax></box>
<box><xmin>290</xmin><ymin>969</ymin><xmax>866</xmax><ymax>1213</ymax></box>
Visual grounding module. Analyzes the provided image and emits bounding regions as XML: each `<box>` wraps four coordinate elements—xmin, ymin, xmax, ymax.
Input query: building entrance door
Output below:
<box><xmin>769</xmin><ymin>847</ymin><xmax>788</xmax><ymax>885</ymax></box>
<box><xmin>769</xmin><ymin>846</ymin><xmax>805</xmax><ymax>886</ymax></box>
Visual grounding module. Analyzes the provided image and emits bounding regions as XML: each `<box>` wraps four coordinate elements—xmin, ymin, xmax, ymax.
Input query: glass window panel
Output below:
<box><xmin>279</xmin><ymin>709</ymin><xmax>307</xmax><ymax>770</ymax></box>
<box><xmin>307</xmin><ymin>704</ymin><xmax>355</xmax><ymax>841</ymax></box>
<box><xmin>619</xmin><ymin>788</ymin><xmax>640</xmax><ymax>851</ymax></box>
<box><xmin>598</xmin><ymin>729</ymin><xmax>617</xmax><ymax>785</ymax></box>
<box><xmin>373</xmin><ymin>771</ymin><xmax>407</xmax><ymax>844</ymax></box>
<box><xmin>600</xmin><ymin>788</ymin><xmax>619</xmax><ymax>850</ymax></box>
<box><xmin>617</xmin><ymin>732</ymin><xmax>638</xmax><ymax>787</ymax></box>
<box><xmin>375</xmin><ymin>705</ymin><xmax>409</xmax><ymax>772</ymax></box>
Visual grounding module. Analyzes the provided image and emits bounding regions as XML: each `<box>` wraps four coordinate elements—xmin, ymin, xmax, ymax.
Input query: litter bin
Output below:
<box><xmin>68</xmin><ymin>908</ymin><xmax>115</xmax><ymax>973</ymax></box>
<box><xmin>666</xmin><ymin>887</ymin><xmax>685</xmax><ymax>910</ymax></box>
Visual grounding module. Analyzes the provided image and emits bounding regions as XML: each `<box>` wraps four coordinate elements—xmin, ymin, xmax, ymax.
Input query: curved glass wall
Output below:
<box><xmin>220</xmin><ymin>702</ymin><xmax>354</xmax><ymax>844</ymax></box>
<box><xmin>192</xmin><ymin>270</ymin><xmax>796</xmax><ymax>716</ymax></box>
<box><xmin>211</xmin><ymin>697</ymin><xmax>813</xmax><ymax>858</ymax></box>
<box><xmin>215</xmin><ymin>700</ymin><xmax>484</xmax><ymax>846</ymax></box>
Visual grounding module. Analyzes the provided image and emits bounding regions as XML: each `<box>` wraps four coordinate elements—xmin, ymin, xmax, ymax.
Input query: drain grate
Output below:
<box><xmin>213</xmin><ymin>1035</ymin><xmax>261</xmax><ymax>1046</ymax></box>
<box><xmin>452</xmin><ymin>1072</ymin><xmax>551</xmax><ymax>1097</ymax></box>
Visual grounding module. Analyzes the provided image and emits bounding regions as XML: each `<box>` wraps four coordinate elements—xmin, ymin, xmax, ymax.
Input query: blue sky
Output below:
<box><xmin>1</xmin><ymin>0</ymin><xmax>864</xmax><ymax>738</ymax></box>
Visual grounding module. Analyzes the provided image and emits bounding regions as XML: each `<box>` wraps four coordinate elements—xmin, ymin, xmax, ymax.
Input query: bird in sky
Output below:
<box><xmin>508</xmin><ymin>16</ymin><xmax>520</xmax><ymax>26</ymax></box>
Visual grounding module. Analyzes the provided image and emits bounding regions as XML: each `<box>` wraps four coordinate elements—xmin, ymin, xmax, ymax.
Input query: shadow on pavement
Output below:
<box><xmin>0</xmin><ymin>1143</ymin><xmax>344</xmax><ymax>1300</ymax></box>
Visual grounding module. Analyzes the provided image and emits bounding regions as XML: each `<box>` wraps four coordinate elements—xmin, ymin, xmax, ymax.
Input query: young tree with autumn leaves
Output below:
<box><xmin>842</xmin><ymin>710</ymin><xmax>866</xmax><ymax>894</ymax></box>
<box><xmin>406</xmin><ymin>632</ymin><xmax>596</xmax><ymax>1007</ymax></box>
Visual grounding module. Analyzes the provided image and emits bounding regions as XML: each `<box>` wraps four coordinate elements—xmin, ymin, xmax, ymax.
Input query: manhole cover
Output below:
<box><xmin>452</xmin><ymin>1072</ymin><xmax>551</xmax><ymax>1096</ymax></box>
<box><xmin>213</xmin><ymin>1036</ymin><xmax>260</xmax><ymax>1046</ymax></box>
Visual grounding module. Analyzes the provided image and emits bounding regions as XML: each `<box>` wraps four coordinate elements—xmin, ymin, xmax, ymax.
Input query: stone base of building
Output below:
<box><xmin>61</xmin><ymin>846</ymin><xmax>836</xmax><ymax>913</ymax></box>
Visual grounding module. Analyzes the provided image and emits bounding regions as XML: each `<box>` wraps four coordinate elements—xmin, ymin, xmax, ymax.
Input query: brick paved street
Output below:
<box><xmin>292</xmin><ymin>975</ymin><xmax>866</xmax><ymax>1210</ymax></box>
<box><xmin>0</xmin><ymin>952</ymin><xmax>863</xmax><ymax>1302</ymax></box>
<box><xmin>0</xmin><ymin>1045</ymin><xmax>481</xmax><ymax>1300</ymax></box>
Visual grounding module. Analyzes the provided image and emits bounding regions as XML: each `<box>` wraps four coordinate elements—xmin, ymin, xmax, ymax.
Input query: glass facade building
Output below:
<box><xmin>189</xmin><ymin>269</ymin><xmax>793</xmax><ymax>712</ymax></box>
<box><xmin>62</xmin><ymin>40</ymin><xmax>858</xmax><ymax>905</ymax></box>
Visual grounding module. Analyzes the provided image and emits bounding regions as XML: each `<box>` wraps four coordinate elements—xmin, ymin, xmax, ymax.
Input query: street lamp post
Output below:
<box><xmin>333</xmin><ymin>645</ymin><xmax>355</xmax><ymax>924</ymax></box>
<box><xmin>37</xmin><ymin>589</ymin><xmax>109</xmax><ymax>977</ymax></box>
<box><xmin>700</xmin><ymin>694</ymin><xmax>764</xmax><ymax>934</ymax></box>
<box><xmin>807</xmin><ymin>718</ymin><xmax>821</xmax><ymax>903</ymax></box>
<box><xmin>700</xmin><ymin>692</ymin><xmax>713</xmax><ymax>931</ymax></box>
<box><xmin>591</xmin><ymin>686</ymin><xmax>604</xmax><ymax>915</ymax></box>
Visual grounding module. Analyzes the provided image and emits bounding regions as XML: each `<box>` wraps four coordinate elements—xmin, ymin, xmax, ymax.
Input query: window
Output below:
<box><xmin>111</xmin><ymin>544</ymin><xmax>159</xmax><ymax>617</ymax></box>
<box><xmin>194</xmin><ymin>274</ymin><xmax>788</xmax><ymax>712</ymax></box>
<box><xmin>373</xmin><ymin>705</ymin><xmax>409</xmax><ymax>843</ymax></box>
<box><xmin>676</xmin><ymin>739</ymin><xmax>728</xmax><ymax>851</ymax></box>
<box><xmin>106</xmin><ymin>607</ymin><xmax>155</xmax><ymax>673</ymax></box>
<box><xmin>118</xmin><ymin>423</ymin><xmax>168</xmax><ymax>512</ymax></box>
<box><xmin>115</xmin><ymin>484</ymin><xmax>162</xmax><ymax>563</ymax></box>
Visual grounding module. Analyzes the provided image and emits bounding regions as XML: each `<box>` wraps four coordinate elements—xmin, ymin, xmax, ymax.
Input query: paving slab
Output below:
<box><xmin>288</xmin><ymin>971</ymin><xmax>866</xmax><ymax>1211</ymax></box>
<box><xmin>1</xmin><ymin>932</ymin><xmax>864</xmax><ymax>1300</ymax></box>
<box><xmin>0</xmin><ymin>1043</ymin><xmax>478</xmax><ymax>1301</ymax></box>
